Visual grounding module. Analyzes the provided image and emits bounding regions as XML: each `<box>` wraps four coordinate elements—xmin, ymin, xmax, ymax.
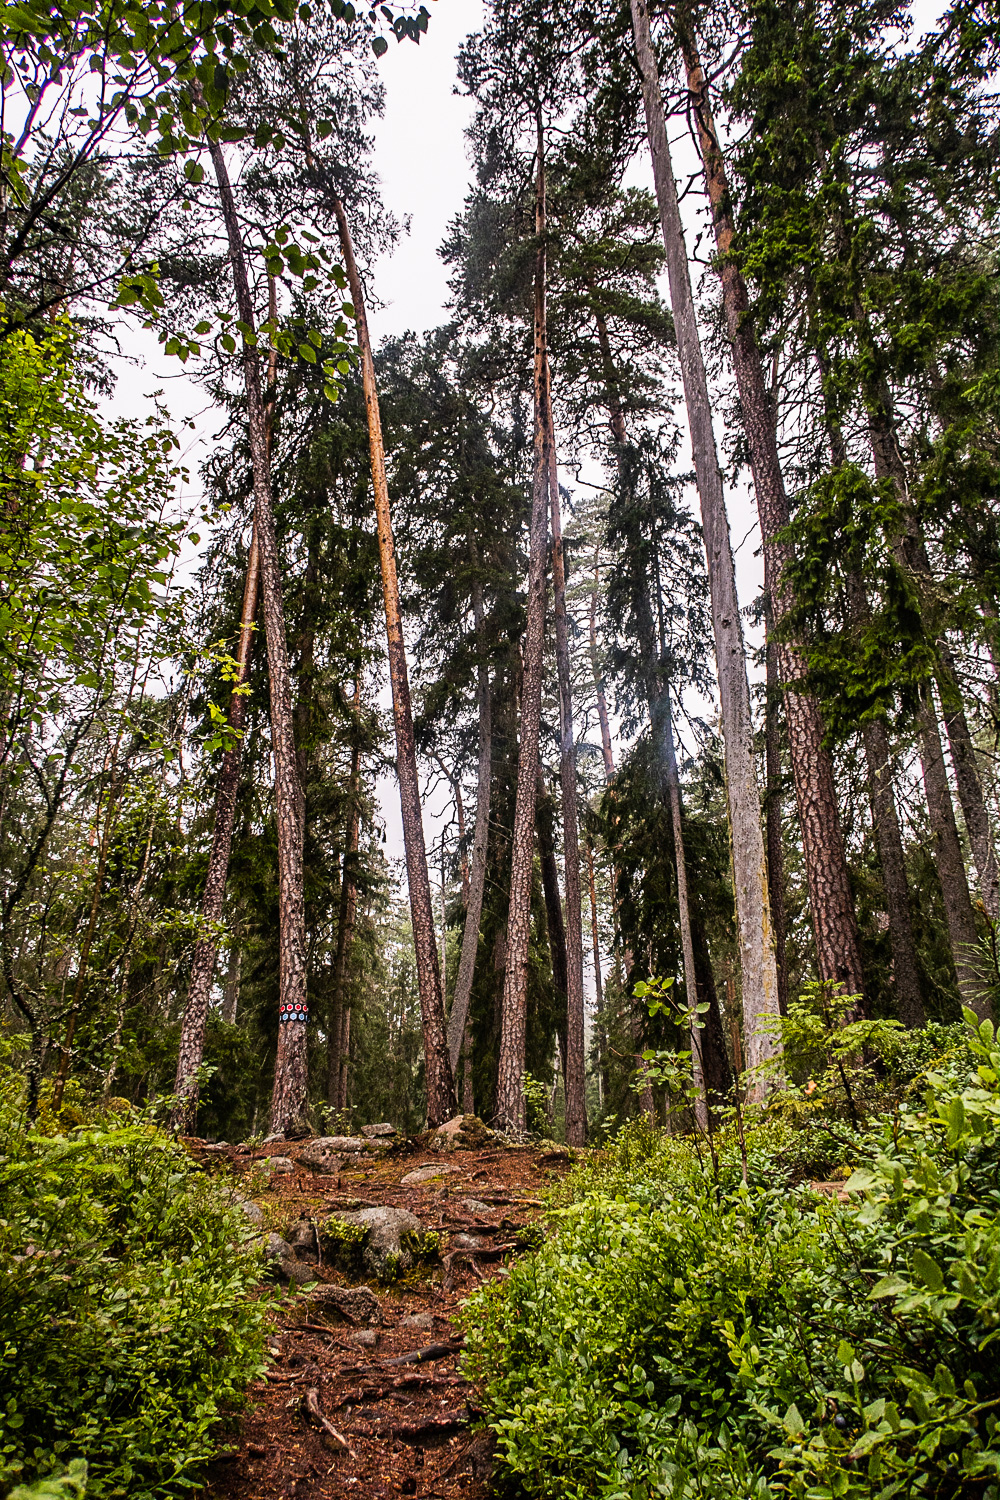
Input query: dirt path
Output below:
<box><xmin>200</xmin><ymin>1135</ymin><xmax>566</xmax><ymax>1500</ymax></box>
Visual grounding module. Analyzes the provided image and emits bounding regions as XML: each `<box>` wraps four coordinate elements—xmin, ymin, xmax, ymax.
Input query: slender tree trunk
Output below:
<box><xmin>447</xmin><ymin>571</ymin><xmax>492</xmax><ymax>1073</ymax></box>
<box><xmin>328</xmin><ymin>680</ymin><xmax>362</xmax><ymax>1109</ymax></box>
<box><xmin>455</xmin><ymin>778</ymin><xmax>470</xmax><ymax>907</ymax></box>
<box><xmin>494</xmin><ymin>123</ymin><xmax>553</xmax><ymax>1137</ymax></box>
<box><xmin>937</xmin><ymin>643</ymin><xmax>1000</xmax><ymax>923</ymax></box>
<box><xmin>861</xmin><ymin>716</ymin><xmax>925</xmax><ymax>1026</ymax></box>
<box><xmin>585</xmin><ymin>835</ymin><xmax>607</xmax><ymax>1111</ymax></box>
<box><xmin>205</xmin><ymin>139</ymin><xmax>308</xmax><ymax>1136</ymax></box>
<box><xmin>590</xmin><ymin>551</ymin><xmax>615</xmax><ymax>781</ymax></box>
<box><xmin>332</xmin><ymin>195</ymin><xmax>457</xmax><ymax>1124</ymax></box>
<box><xmin>762</xmin><ymin>594</ymin><xmax>788</xmax><ymax>1015</ymax></box>
<box><xmin>917</xmin><ymin>687</ymin><xmax>985</xmax><ymax>1014</ymax></box>
<box><xmin>293</xmin><ymin>526</ymin><xmax>320</xmax><ymax>841</ymax></box>
<box><xmin>221</xmin><ymin>939</ymin><xmax>241</xmax><ymax>1026</ymax></box>
<box><xmin>677</xmin><ymin>16</ymin><xmax>864</xmax><ymax>1004</ymax></box>
<box><xmin>630</xmin><ymin>0</ymin><xmax>781</xmax><ymax>1081</ymax></box>
<box><xmin>538</xmin><ymin>771</ymin><xmax>569</xmax><ymax>1023</ymax></box>
<box><xmin>461</xmin><ymin>1009</ymin><xmax>475</xmax><ymax>1114</ymax></box>
<box><xmin>661</xmin><ymin>686</ymin><xmax>707</xmax><ymax>1127</ymax></box>
<box><xmin>543</xmin><ymin>385</ymin><xmax>586</xmax><ymax>1145</ymax></box>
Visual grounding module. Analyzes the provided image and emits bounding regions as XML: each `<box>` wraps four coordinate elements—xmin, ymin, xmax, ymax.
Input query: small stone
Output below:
<box><xmin>401</xmin><ymin>1311</ymin><xmax>433</xmax><ymax>1331</ymax></box>
<box><xmin>452</xmin><ymin>1233</ymin><xmax>491</xmax><ymax>1251</ymax></box>
<box><xmin>351</xmin><ymin>1329</ymin><xmax>379</xmax><ymax>1349</ymax></box>
<box><xmin>400</xmin><ymin>1162</ymin><xmax>460</xmax><ymax>1187</ymax></box>
<box><xmin>461</xmin><ymin>1198</ymin><xmax>493</xmax><ymax>1215</ymax></box>
<box><xmin>262</xmin><ymin>1233</ymin><xmax>317</xmax><ymax>1287</ymax></box>
<box><xmin>225</xmin><ymin>1192</ymin><xmax>264</xmax><ymax>1228</ymax></box>
<box><xmin>429</xmin><ymin>1114</ymin><xmax>498</xmax><ymax>1153</ymax></box>
<box><xmin>535</xmin><ymin>1145</ymin><xmax>571</xmax><ymax>1167</ymax></box>
<box><xmin>267</xmin><ymin>1156</ymin><xmax>296</xmax><ymax>1174</ymax></box>
<box><xmin>286</xmin><ymin>1217</ymin><xmax>320</xmax><ymax>1260</ymax></box>
<box><xmin>361</xmin><ymin>1123</ymin><xmax>397</xmax><ymax>1139</ymax></box>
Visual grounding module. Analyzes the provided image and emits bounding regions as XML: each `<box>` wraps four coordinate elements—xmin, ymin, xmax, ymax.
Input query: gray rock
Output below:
<box><xmin>461</xmin><ymin>1198</ymin><xmax>494</xmax><ymax>1215</ymax></box>
<box><xmin>361</xmin><ymin>1122</ymin><xmax>397</xmax><ymax>1139</ymax></box>
<box><xmin>293</xmin><ymin>1139</ymin><xmax>345</xmax><ymax>1174</ymax></box>
<box><xmin>401</xmin><ymin>1311</ymin><xmax>433</xmax><ymax>1331</ymax></box>
<box><xmin>429</xmin><ymin>1114</ymin><xmax>498</xmax><ymax>1153</ymax></box>
<box><xmin>452</xmin><ymin>1232</ymin><xmax>492</xmax><ymax>1251</ymax></box>
<box><xmin>352</xmin><ymin>1329</ymin><xmax>379</xmax><ymax>1348</ymax></box>
<box><xmin>286</xmin><ymin>1217</ymin><xmax>320</xmax><ymax>1261</ymax></box>
<box><xmin>225</xmin><ymin>1193</ymin><xmax>264</xmax><ymax>1228</ymax></box>
<box><xmin>266</xmin><ymin>1156</ymin><xmax>296</xmax><ymax>1174</ymax></box>
<box><xmin>324</xmin><ymin>1205</ymin><xmax>426</xmax><ymax>1281</ymax></box>
<box><xmin>302</xmin><ymin>1283</ymin><xmax>382</xmax><ymax>1326</ymax></box>
<box><xmin>263</xmin><ymin>1232</ymin><xmax>317</xmax><ymax>1287</ymax></box>
<box><xmin>400</xmin><ymin>1162</ymin><xmax>460</xmax><ymax>1187</ymax></box>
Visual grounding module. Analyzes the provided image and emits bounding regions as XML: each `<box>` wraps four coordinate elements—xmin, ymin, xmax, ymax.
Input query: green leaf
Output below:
<box><xmin>911</xmin><ymin>1249</ymin><xmax>944</xmax><ymax>1293</ymax></box>
<box><xmin>870</xmin><ymin>1273</ymin><xmax>908</xmax><ymax>1299</ymax></box>
<box><xmin>372</xmin><ymin>35</ymin><xmax>388</xmax><ymax>57</ymax></box>
<box><xmin>298</xmin><ymin>343</ymin><xmax>317</xmax><ymax>363</ymax></box>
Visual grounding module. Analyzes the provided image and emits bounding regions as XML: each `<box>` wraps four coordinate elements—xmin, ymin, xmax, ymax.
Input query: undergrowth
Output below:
<box><xmin>462</xmin><ymin>1010</ymin><xmax>1000</xmax><ymax>1499</ymax></box>
<box><xmin>0</xmin><ymin>1059</ymin><xmax>270</xmax><ymax>1499</ymax></box>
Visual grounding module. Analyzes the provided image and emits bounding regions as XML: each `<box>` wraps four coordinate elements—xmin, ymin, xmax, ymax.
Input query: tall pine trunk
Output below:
<box><xmin>328</xmin><ymin>678</ymin><xmax>362</xmax><ymax>1110</ymax></box>
<box><xmin>677</xmin><ymin>16</ymin><xmax>864</xmax><ymax>1003</ymax></box>
<box><xmin>861</xmin><ymin>715</ymin><xmax>925</xmax><ymax>1026</ymax></box>
<box><xmin>332</xmin><ymin>195</ymin><xmax>457</xmax><ymax>1125</ymax></box>
<box><xmin>447</xmin><ymin>569</ymin><xmax>493</xmax><ymax>1074</ymax></box>
<box><xmin>543</xmin><ymin>384</ymin><xmax>587</xmax><ymax>1145</ymax></box>
<box><xmin>762</xmin><ymin>594</ymin><xmax>789</xmax><ymax>1015</ymax></box>
<box><xmin>495</xmin><ymin>122</ymin><xmax>553</xmax><ymax>1136</ymax></box>
<box><xmin>630</xmin><ymin>0</ymin><xmax>781</xmax><ymax>1080</ymax></box>
<box><xmin>590</xmin><ymin>550</ymin><xmax>616</xmax><ymax>781</ymax></box>
<box><xmin>206</xmin><ymin>137</ymin><xmax>309</xmax><ymax>1135</ymax></box>
<box><xmin>937</xmin><ymin>643</ymin><xmax>1000</xmax><ymax>923</ymax></box>
<box><xmin>172</xmin><ymin>534</ymin><xmax>260</xmax><ymax>1129</ymax></box>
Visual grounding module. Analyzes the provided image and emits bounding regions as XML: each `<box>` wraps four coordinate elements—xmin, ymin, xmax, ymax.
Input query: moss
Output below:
<box><xmin>401</xmin><ymin>1228</ymin><xmax>441</xmax><ymax>1262</ymax></box>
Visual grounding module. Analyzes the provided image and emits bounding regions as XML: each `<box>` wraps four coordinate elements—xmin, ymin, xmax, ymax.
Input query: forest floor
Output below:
<box><xmin>196</xmin><ymin>1130</ymin><xmax>568</xmax><ymax>1500</ymax></box>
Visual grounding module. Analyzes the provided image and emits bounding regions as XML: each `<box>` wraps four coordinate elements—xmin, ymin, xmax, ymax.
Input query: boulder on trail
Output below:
<box><xmin>428</xmin><ymin>1114</ymin><xmax>498</xmax><ymax>1152</ymax></box>
<box><xmin>286</xmin><ymin>1216</ymin><xmax>320</xmax><ymax>1261</ymax></box>
<box><xmin>301</xmin><ymin>1283</ymin><xmax>382</xmax><ymax>1326</ymax></box>
<box><xmin>400</xmin><ymin>1162</ymin><xmax>460</xmax><ymax>1187</ymax></box>
<box><xmin>361</xmin><ymin>1122</ymin><xmax>398</xmax><ymax>1139</ymax></box>
<box><xmin>292</xmin><ymin>1138</ymin><xmax>346</xmax><ymax>1174</ymax></box>
<box><xmin>321</xmin><ymin>1205</ymin><xmax>434</xmax><ymax>1281</ymax></box>
<box><xmin>266</xmin><ymin>1156</ymin><xmax>296</xmax><ymax>1174</ymax></box>
<box><xmin>263</xmin><ymin>1232</ymin><xmax>316</xmax><ymax>1286</ymax></box>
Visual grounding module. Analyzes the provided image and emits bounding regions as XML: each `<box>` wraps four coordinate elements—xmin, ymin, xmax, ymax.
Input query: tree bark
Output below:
<box><xmin>590</xmin><ymin>550</ymin><xmax>615</xmax><ymax>782</ymax></box>
<box><xmin>332</xmin><ymin>195</ymin><xmax>457</xmax><ymax>1125</ymax></box>
<box><xmin>630</xmin><ymin>0</ymin><xmax>781</xmax><ymax>1082</ymax></box>
<box><xmin>538</xmin><ymin>772</ymin><xmax>569</xmax><ymax>1025</ymax></box>
<box><xmin>661</xmin><ymin>686</ymin><xmax>707</xmax><ymax>1127</ymax></box>
<box><xmin>328</xmin><ymin>679</ymin><xmax>362</xmax><ymax>1110</ymax></box>
<box><xmin>917</xmin><ymin>686</ymin><xmax>985</xmax><ymax>1014</ymax></box>
<box><xmin>585</xmin><ymin>835</ymin><xmax>607</xmax><ymax>1111</ymax></box>
<box><xmin>676</xmin><ymin>14</ymin><xmax>865</xmax><ymax>1005</ymax></box>
<box><xmin>861</xmin><ymin>716</ymin><xmax>925</xmax><ymax>1026</ymax></box>
<box><xmin>762</xmin><ymin>593</ymin><xmax>789</xmax><ymax>1016</ymax></box>
<box><xmin>543</xmin><ymin>379</ymin><xmax>586</xmax><ymax>1146</ymax></box>
<box><xmin>937</xmin><ymin>642</ymin><xmax>1000</xmax><ymax>923</ymax></box>
<box><xmin>494</xmin><ymin>123</ymin><xmax>552</xmax><ymax>1138</ymax></box>
<box><xmin>447</xmin><ymin>570</ymin><xmax>492</xmax><ymax>1074</ymax></box>
<box><xmin>204</xmin><ymin>139</ymin><xmax>309</xmax><ymax>1137</ymax></box>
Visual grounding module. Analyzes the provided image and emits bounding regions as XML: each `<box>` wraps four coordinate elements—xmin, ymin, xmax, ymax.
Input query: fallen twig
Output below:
<box><xmin>379</xmin><ymin>1340</ymin><xmax>463</xmax><ymax>1368</ymax></box>
<box><xmin>391</xmin><ymin>1407</ymin><xmax>469</xmax><ymax>1439</ymax></box>
<box><xmin>304</xmin><ymin>1387</ymin><xmax>356</xmax><ymax>1459</ymax></box>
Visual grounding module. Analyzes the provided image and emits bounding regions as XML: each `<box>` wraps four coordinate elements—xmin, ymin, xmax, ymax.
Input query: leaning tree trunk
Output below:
<box><xmin>630</xmin><ymin>0</ymin><xmax>781</xmax><ymax>1083</ymax></box>
<box><xmin>447</xmin><ymin>569</ymin><xmax>493</xmax><ymax>1074</ymax></box>
<box><xmin>332</xmin><ymin>194</ymin><xmax>456</xmax><ymax>1124</ymax></box>
<box><xmin>206</xmin><ymin>140</ymin><xmax>309</xmax><ymax>1137</ymax></box>
<box><xmin>328</xmin><ymin>678</ymin><xmax>362</xmax><ymax>1111</ymax></box>
<box><xmin>494</xmin><ymin>123</ymin><xmax>553</xmax><ymax>1138</ymax></box>
<box><xmin>543</xmin><ymin>368</ymin><xmax>587</xmax><ymax>1146</ymax></box>
<box><xmin>677</xmin><ymin>15</ymin><xmax>864</xmax><ymax>1004</ymax></box>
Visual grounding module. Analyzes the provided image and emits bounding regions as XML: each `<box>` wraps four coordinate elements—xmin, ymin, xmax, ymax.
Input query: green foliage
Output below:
<box><xmin>8</xmin><ymin>1463</ymin><xmax>87</xmax><ymax>1500</ymax></box>
<box><xmin>522</xmin><ymin>1072</ymin><xmax>551</xmax><ymax>1138</ymax></box>
<box><xmin>0</xmin><ymin>1080</ymin><xmax>270</xmax><ymax>1499</ymax></box>
<box><xmin>462</xmin><ymin>1012</ymin><xmax>1000</xmax><ymax>1499</ymax></box>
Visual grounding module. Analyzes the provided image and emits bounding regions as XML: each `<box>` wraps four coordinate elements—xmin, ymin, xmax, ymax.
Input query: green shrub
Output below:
<box><xmin>463</xmin><ymin>1011</ymin><xmax>1000</xmax><ymax>1499</ymax></box>
<box><xmin>0</xmin><ymin>1092</ymin><xmax>270</xmax><ymax>1499</ymax></box>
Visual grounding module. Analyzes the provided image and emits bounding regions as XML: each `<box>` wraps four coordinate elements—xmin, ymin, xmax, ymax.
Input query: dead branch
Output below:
<box><xmin>304</xmin><ymin>1387</ymin><xmax>356</xmax><ymax>1459</ymax></box>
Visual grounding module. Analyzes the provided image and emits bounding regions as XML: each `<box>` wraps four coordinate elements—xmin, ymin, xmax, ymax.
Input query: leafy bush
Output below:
<box><xmin>463</xmin><ymin>1011</ymin><xmax>1000</xmax><ymax>1499</ymax></box>
<box><xmin>0</xmin><ymin>1086</ymin><xmax>269</xmax><ymax>1499</ymax></box>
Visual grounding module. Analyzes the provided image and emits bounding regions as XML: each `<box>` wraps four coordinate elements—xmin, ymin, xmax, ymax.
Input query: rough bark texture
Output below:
<box><xmin>678</xmin><ymin>16</ymin><xmax>864</xmax><ymax>1005</ymax></box>
<box><xmin>917</xmin><ymin>688</ymin><xmax>986</xmax><ymax>1015</ymax></box>
<box><xmin>538</xmin><ymin>773</ymin><xmax>569</xmax><ymax>1025</ymax></box>
<box><xmin>590</xmin><ymin>553</ymin><xmax>616</xmax><ymax>782</ymax></box>
<box><xmin>586</xmin><ymin>835</ymin><xmax>607</xmax><ymax>1111</ymax></box>
<box><xmin>544</xmin><ymin>383</ymin><xmax>587</xmax><ymax>1146</ymax></box>
<box><xmin>447</xmin><ymin>571</ymin><xmax>493</xmax><ymax>1074</ymax></box>
<box><xmin>494</xmin><ymin>129</ymin><xmax>552</xmax><ymax>1138</ymax></box>
<box><xmin>205</xmin><ymin>138</ymin><xmax>309</xmax><ymax>1136</ymax></box>
<box><xmin>172</xmin><ymin>535</ymin><xmax>260</xmax><ymax>1128</ymax></box>
<box><xmin>861</xmin><ymin>716</ymin><xmax>925</xmax><ymax>1027</ymax></box>
<box><xmin>327</xmin><ymin>681</ymin><xmax>362</xmax><ymax>1111</ymax></box>
<box><xmin>631</xmin><ymin>0</ymin><xmax>781</xmax><ymax>1081</ymax></box>
<box><xmin>333</xmin><ymin>195</ymin><xmax>457</xmax><ymax>1125</ymax></box>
